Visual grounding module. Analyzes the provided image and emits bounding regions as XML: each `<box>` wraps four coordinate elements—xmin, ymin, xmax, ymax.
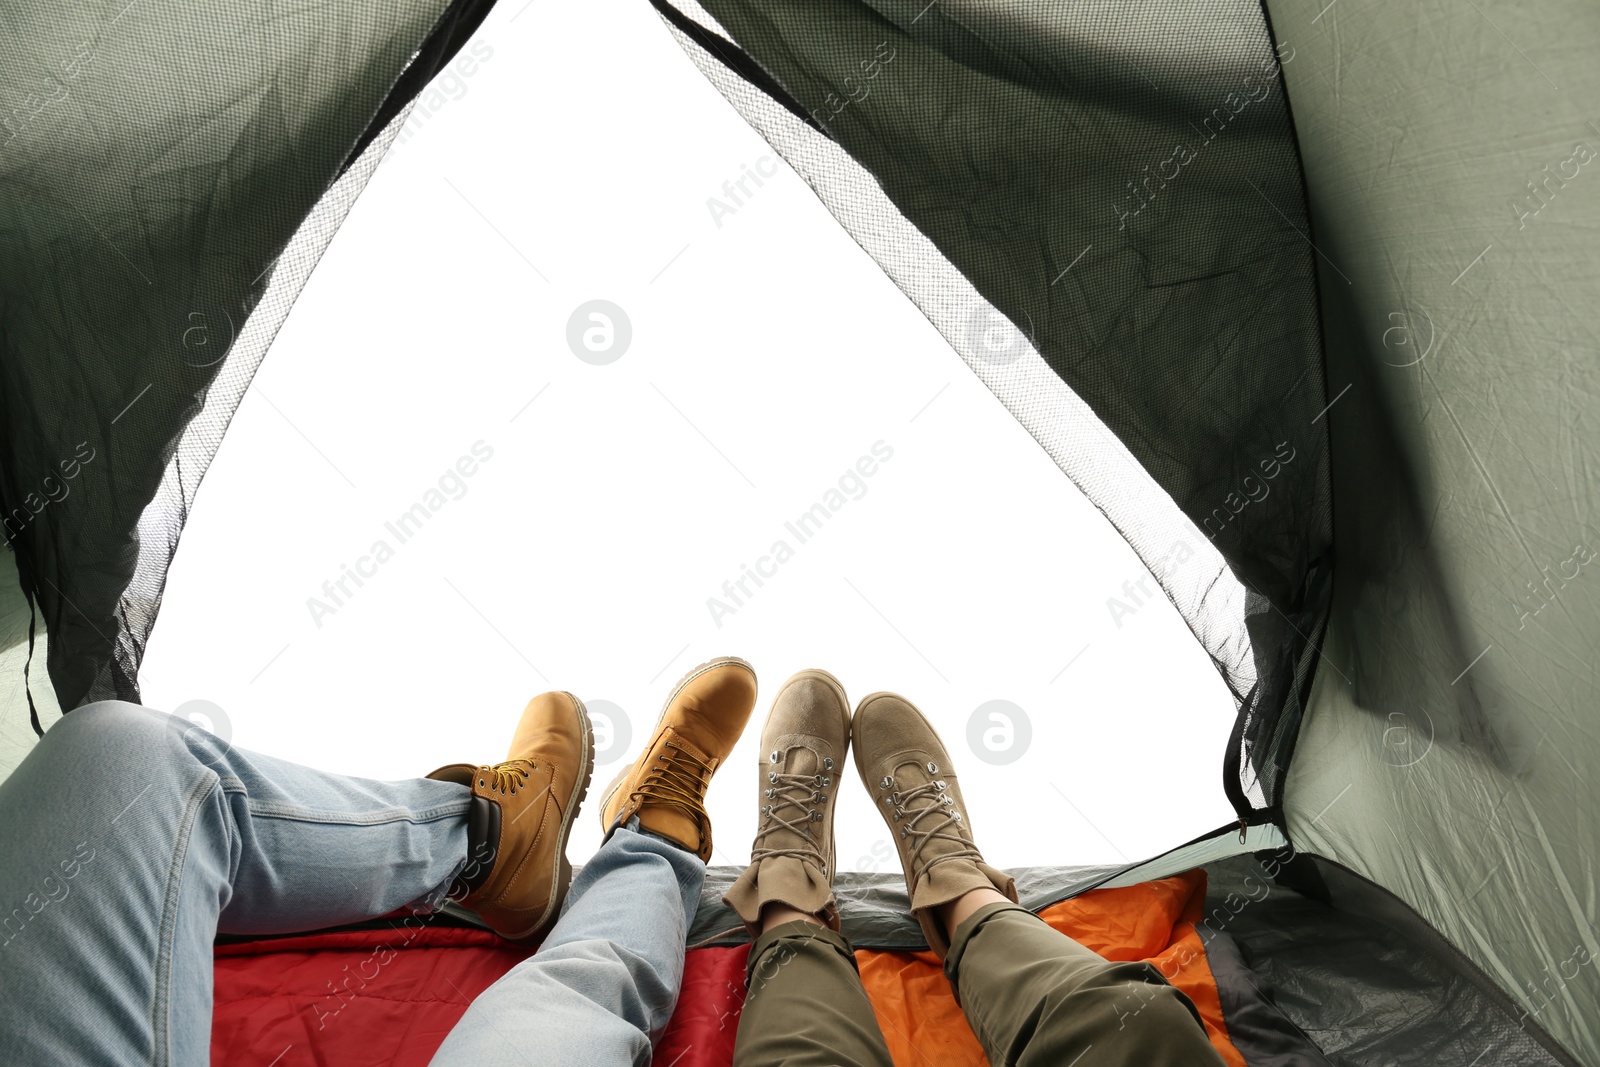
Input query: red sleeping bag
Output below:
<box><xmin>212</xmin><ymin>871</ymin><xmax>1244</xmax><ymax>1065</ymax></box>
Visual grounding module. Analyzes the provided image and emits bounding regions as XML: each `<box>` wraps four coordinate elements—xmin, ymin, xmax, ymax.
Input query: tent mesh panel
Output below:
<box><xmin>660</xmin><ymin>0</ymin><xmax>1335</xmax><ymax>818</ymax></box>
<box><xmin>4</xmin><ymin>0</ymin><xmax>1333</xmax><ymax>824</ymax></box>
<box><xmin>0</xmin><ymin>0</ymin><xmax>487</xmax><ymax>721</ymax></box>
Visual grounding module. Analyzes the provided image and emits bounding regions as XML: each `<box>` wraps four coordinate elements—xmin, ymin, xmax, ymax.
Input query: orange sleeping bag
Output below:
<box><xmin>846</xmin><ymin>871</ymin><xmax>1240</xmax><ymax>1066</ymax></box>
<box><xmin>213</xmin><ymin>870</ymin><xmax>1243</xmax><ymax>1065</ymax></box>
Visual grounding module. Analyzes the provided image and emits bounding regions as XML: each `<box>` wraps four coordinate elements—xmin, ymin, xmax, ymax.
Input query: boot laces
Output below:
<box><xmin>633</xmin><ymin>739</ymin><xmax>715</xmax><ymax>832</ymax></box>
<box><xmin>888</xmin><ymin>779</ymin><xmax>981</xmax><ymax>879</ymax></box>
<box><xmin>480</xmin><ymin>758</ymin><xmax>535</xmax><ymax>796</ymax></box>
<box><xmin>751</xmin><ymin>761</ymin><xmax>831</xmax><ymax>873</ymax></box>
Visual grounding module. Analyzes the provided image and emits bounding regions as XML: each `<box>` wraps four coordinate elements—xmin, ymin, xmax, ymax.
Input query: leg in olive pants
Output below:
<box><xmin>734</xmin><ymin>904</ymin><xmax>1226</xmax><ymax>1067</ymax></box>
<box><xmin>733</xmin><ymin>920</ymin><xmax>894</xmax><ymax>1067</ymax></box>
<box><xmin>948</xmin><ymin>903</ymin><xmax>1226</xmax><ymax>1066</ymax></box>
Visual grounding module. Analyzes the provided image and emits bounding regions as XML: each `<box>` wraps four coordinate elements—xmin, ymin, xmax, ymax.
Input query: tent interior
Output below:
<box><xmin>0</xmin><ymin>0</ymin><xmax>1594</xmax><ymax>1064</ymax></box>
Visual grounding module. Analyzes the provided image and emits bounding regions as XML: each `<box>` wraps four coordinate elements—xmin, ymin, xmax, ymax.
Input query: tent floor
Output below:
<box><xmin>1205</xmin><ymin>854</ymin><xmax>1578</xmax><ymax>1067</ymax></box>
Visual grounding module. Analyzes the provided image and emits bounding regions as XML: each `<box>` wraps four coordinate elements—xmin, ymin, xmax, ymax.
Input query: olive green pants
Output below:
<box><xmin>733</xmin><ymin>903</ymin><xmax>1226</xmax><ymax>1067</ymax></box>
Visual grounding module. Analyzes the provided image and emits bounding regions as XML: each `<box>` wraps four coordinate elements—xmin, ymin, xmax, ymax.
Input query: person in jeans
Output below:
<box><xmin>724</xmin><ymin>670</ymin><xmax>1228</xmax><ymax>1067</ymax></box>
<box><xmin>0</xmin><ymin>656</ymin><xmax>758</xmax><ymax>1066</ymax></box>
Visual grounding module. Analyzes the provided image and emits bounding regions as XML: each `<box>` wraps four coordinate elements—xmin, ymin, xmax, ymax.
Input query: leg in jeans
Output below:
<box><xmin>429</xmin><ymin>818</ymin><xmax>705</xmax><ymax>1067</ymax></box>
<box><xmin>946</xmin><ymin>901</ymin><xmax>1227</xmax><ymax>1067</ymax></box>
<box><xmin>733</xmin><ymin>920</ymin><xmax>893</xmax><ymax>1067</ymax></box>
<box><xmin>0</xmin><ymin>701</ymin><xmax>471</xmax><ymax>1067</ymax></box>
<box><xmin>434</xmin><ymin>656</ymin><xmax>758</xmax><ymax>1066</ymax></box>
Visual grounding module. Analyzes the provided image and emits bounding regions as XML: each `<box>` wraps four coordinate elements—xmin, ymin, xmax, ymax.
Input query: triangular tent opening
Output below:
<box><xmin>1</xmin><ymin>0</ymin><xmax>1594</xmax><ymax>1063</ymax></box>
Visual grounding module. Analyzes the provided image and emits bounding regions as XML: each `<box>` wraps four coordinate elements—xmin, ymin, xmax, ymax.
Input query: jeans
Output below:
<box><xmin>429</xmin><ymin>822</ymin><xmax>705</xmax><ymax>1065</ymax></box>
<box><xmin>0</xmin><ymin>701</ymin><xmax>704</xmax><ymax>1066</ymax></box>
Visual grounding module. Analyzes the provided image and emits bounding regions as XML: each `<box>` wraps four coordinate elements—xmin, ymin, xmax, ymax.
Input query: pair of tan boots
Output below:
<box><xmin>427</xmin><ymin>657</ymin><xmax>1015</xmax><ymax>956</ymax></box>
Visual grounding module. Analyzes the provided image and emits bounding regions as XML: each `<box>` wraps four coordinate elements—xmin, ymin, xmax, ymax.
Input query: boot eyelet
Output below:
<box><xmin>927</xmin><ymin>762</ymin><xmax>939</xmax><ymax>774</ymax></box>
<box><xmin>769</xmin><ymin>750</ymin><xmax>781</xmax><ymax>764</ymax></box>
<box><xmin>823</xmin><ymin>757</ymin><xmax>834</xmax><ymax>771</ymax></box>
<box><xmin>881</xmin><ymin>775</ymin><xmax>894</xmax><ymax>789</ymax></box>
<box><xmin>765</xmin><ymin>788</ymin><xmax>775</xmax><ymax>799</ymax></box>
<box><xmin>810</xmin><ymin>810</ymin><xmax>823</xmax><ymax>821</ymax></box>
<box><xmin>768</xmin><ymin>771</ymin><xmax>778</xmax><ymax>784</ymax></box>
<box><xmin>935</xmin><ymin>781</ymin><xmax>946</xmax><ymax>792</ymax></box>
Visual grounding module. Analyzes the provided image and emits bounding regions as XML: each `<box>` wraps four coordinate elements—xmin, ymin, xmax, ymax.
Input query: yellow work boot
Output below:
<box><xmin>724</xmin><ymin>669</ymin><xmax>851</xmax><ymax>932</ymax></box>
<box><xmin>598</xmin><ymin>657</ymin><xmax>757</xmax><ymax>861</ymax></box>
<box><xmin>426</xmin><ymin>691</ymin><xmax>594</xmax><ymax>941</ymax></box>
<box><xmin>853</xmin><ymin>690</ymin><xmax>1017</xmax><ymax>958</ymax></box>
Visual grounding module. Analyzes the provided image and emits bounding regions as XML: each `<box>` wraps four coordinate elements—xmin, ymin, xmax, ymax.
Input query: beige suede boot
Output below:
<box><xmin>852</xmin><ymin>690</ymin><xmax>1018</xmax><ymax>958</ymax></box>
<box><xmin>724</xmin><ymin>669</ymin><xmax>851</xmax><ymax>932</ymax></box>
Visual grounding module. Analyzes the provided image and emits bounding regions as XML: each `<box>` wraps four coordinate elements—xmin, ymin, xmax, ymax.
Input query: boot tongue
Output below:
<box><xmin>892</xmin><ymin>754</ymin><xmax>938</xmax><ymax>797</ymax></box>
<box><xmin>785</xmin><ymin>746</ymin><xmax>819</xmax><ymax>778</ymax></box>
<box><xmin>721</xmin><ymin>743</ymin><xmax>835</xmax><ymax>929</ymax></box>
<box><xmin>775</xmin><ymin>744</ymin><xmax>822</xmax><ymax>850</ymax></box>
<box><xmin>895</xmin><ymin>756</ymin><xmax>983</xmax><ymax>907</ymax></box>
<box><xmin>638</xmin><ymin>733</ymin><xmax>712</xmax><ymax>853</ymax></box>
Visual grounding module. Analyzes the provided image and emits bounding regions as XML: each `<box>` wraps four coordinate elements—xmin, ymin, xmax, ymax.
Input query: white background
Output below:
<box><xmin>139</xmin><ymin>0</ymin><xmax>1238</xmax><ymax>874</ymax></box>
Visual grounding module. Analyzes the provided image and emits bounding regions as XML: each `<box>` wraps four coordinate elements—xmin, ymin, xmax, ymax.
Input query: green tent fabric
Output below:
<box><xmin>656</xmin><ymin>0</ymin><xmax>1599</xmax><ymax>1057</ymax></box>
<box><xmin>1</xmin><ymin>0</ymin><xmax>1595</xmax><ymax>1062</ymax></box>
<box><xmin>680</xmin><ymin>0</ymin><xmax>1334</xmax><ymax>830</ymax></box>
<box><xmin>0</xmin><ymin>0</ymin><xmax>482</xmax><ymax>716</ymax></box>
<box><xmin>1269</xmin><ymin>0</ymin><xmax>1600</xmax><ymax>1055</ymax></box>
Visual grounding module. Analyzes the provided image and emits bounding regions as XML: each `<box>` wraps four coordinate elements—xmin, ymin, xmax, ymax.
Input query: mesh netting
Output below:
<box><xmin>0</xmin><ymin>0</ymin><xmax>488</xmax><ymax>720</ymax></box>
<box><xmin>655</xmin><ymin>0</ymin><xmax>1334</xmax><ymax>817</ymax></box>
<box><xmin>3</xmin><ymin>0</ymin><xmax>1332</xmax><ymax>820</ymax></box>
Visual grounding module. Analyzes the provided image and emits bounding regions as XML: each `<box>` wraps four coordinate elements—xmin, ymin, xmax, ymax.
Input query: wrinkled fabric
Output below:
<box><xmin>209</xmin><ymin>869</ymin><xmax>1309</xmax><ymax>1066</ymax></box>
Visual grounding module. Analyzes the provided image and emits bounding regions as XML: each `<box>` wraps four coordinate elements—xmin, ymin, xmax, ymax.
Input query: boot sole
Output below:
<box><xmin>504</xmin><ymin>692</ymin><xmax>595</xmax><ymax>942</ymax></box>
<box><xmin>598</xmin><ymin>655</ymin><xmax>757</xmax><ymax>826</ymax></box>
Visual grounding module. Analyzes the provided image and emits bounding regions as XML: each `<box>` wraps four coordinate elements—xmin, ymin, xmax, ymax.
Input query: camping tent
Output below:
<box><xmin>1</xmin><ymin>0</ymin><xmax>1594</xmax><ymax>1063</ymax></box>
